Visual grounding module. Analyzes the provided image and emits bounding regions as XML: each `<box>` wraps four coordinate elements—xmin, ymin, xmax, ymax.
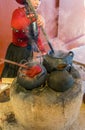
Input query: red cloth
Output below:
<box><xmin>11</xmin><ymin>7</ymin><xmax>32</xmax><ymax>47</ymax></box>
<box><xmin>11</xmin><ymin>7</ymin><xmax>32</xmax><ymax>30</ymax></box>
<box><xmin>16</xmin><ymin>0</ymin><xmax>25</xmax><ymax>5</ymax></box>
<box><xmin>26</xmin><ymin>65</ymin><xmax>42</xmax><ymax>78</ymax></box>
<box><xmin>12</xmin><ymin>30</ymin><xmax>28</xmax><ymax>47</ymax></box>
<box><xmin>11</xmin><ymin>7</ymin><xmax>46</xmax><ymax>53</ymax></box>
<box><xmin>37</xmin><ymin>37</ymin><xmax>46</xmax><ymax>54</ymax></box>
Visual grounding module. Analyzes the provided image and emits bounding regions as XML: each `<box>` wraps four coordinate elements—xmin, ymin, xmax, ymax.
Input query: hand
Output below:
<box><xmin>42</xmin><ymin>51</ymin><xmax>47</xmax><ymax>56</ymax></box>
<box><xmin>37</xmin><ymin>14</ymin><xmax>45</xmax><ymax>27</ymax></box>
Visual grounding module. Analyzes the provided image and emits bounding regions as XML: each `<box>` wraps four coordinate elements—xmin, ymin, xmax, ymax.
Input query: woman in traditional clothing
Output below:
<box><xmin>1</xmin><ymin>0</ymin><xmax>46</xmax><ymax>78</ymax></box>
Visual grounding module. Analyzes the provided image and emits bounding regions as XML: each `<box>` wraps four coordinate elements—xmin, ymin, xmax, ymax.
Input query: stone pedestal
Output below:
<box><xmin>10</xmin><ymin>78</ymin><xmax>83</xmax><ymax>130</ymax></box>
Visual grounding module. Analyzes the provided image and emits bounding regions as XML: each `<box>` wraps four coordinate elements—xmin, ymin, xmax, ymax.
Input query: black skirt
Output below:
<box><xmin>1</xmin><ymin>43</ymin><xmax>33</xmax><ymax>78</ymax></box>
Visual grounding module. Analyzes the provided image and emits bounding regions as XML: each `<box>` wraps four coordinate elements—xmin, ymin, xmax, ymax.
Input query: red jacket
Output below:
<box><xmin>11</xmin><ymin>7</ymin><xmax>46</xmax><ymax>53</ymax></box>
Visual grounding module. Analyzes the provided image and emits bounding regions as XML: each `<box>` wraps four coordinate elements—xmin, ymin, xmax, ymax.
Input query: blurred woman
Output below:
<box><xmin>1</xmin><ymin>0</ymin><xmax>46</xmax><ymax>78</ymax></box>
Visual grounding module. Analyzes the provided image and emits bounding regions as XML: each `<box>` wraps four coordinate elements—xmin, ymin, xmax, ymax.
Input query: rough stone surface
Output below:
<box><xmin>0</xmin><ymin>100</ymin><xmax>85</xmax><ymax>130</ymax></box>
<box><xmin>10</xmin><ymin>78</ymin><xmax>83</xmax><ymax>130</ymax></box>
